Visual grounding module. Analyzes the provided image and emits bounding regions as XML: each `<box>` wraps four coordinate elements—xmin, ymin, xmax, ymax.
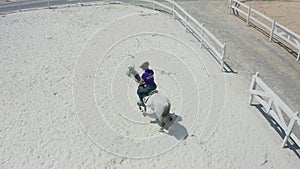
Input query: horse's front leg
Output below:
<box><xmin>138</xmin><ymin>104</ymin><xmax>147</xmax><ymax>113</ymax></box>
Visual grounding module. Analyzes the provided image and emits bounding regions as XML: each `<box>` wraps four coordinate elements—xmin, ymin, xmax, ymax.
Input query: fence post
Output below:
<box><xmin>228</xmin><ymin>0</ymin><xmax>232</xmax><ymax>14</ymax></box>
<box><xmin>200</xmin><ymin>23</ymin><xmax>205</xmax><ymax>48</ymax></box>
<box><xmin>249</xmin><ymin>72</ymin><xmax>259</xmax><ymax>105</ymax></box>
<box><xmin>266</xmin><ymin>97</ymin><xmax>273</xmax><ymax>113</ymax></box>
<box><xmin>132</xmin><ymin>0</ymin><xmax>135</xmax><ymax>5</ymax></box>
<box><xmin>48</xmin><ymin>0</ymin><xmax>50</xmax><ymax>8</ymax></box>
<box><xmin>220</xmin><ymin>43</ymin><xmax>226</xmax><ymax>72</ymax></box>
<box><xmin>297</xmin><ymin>48</ymin><xmax>300</xmax><ymax>61</ymax></box>
<box><xmin>172</xmin><ymin>3</ymin><xmax>175</xmax><ymax>19</ymax></box>
<box><xmin>153</xmin><ymin>3</ymin><xmax>155</xmax><ymax>10</ymax></box>
<box><xmin>17</xmin><ymin>0</ymin><xmax>21</xmax><ymax>12</ymax></box>
<box><xmin>186</xmin><ymin>10</ymin><xmax>188</xmax><ymax>32</ymax></box>
<box><xmin>281</xmin><ymin>112</ymin><xmax>298</xmax><ymax>147</ymax></box>
<box><xmin>246</xmin><ymin>6</ymin><xmax>251</xmax><ymax>26</ymax></box>
<box><xmin>269</xmin><ymin>19</ymin><xmax>276</xmax><ymax>42</ymax></box>
<box><xmin>186</xmin><ymin>10</ymin><xmax>188</xmax><ymax>22</ymax></box>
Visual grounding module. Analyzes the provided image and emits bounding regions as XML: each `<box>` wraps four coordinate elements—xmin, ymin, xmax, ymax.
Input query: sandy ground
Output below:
<box><xmin>245</xmin><ymin>0</ymin><xmax>300</xmax><ymax>35</ymax></box>
<box><xmin>1</xmin><ymin>2</ymin><xmax>300</xmax><ymax>169</ymax></box>
<box><xmin>180</xmin><ymin>0</ymin><xmax>300</xmax><ymax>108</ymax></box>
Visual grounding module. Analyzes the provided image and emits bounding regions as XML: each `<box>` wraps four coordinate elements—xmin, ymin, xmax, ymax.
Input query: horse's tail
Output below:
<box><xmin>161</xmin><ymin>103</ymin><xmax>172</xmax><ymax>128</ymax></box>
<box><xmin>162</xmin><ymin>103</ymin><xmax>171</xmax><ymax>117</ymax></box>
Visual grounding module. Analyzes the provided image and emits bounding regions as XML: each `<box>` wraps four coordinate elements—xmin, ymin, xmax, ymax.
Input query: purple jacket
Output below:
<box><xmin>142</xmin><ymin>69</ymin><xmax>155</xmax><ymax>85</ymax></box>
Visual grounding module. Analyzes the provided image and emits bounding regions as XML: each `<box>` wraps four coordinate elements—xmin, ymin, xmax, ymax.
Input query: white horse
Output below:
<box><xmin>126</xmin><ymin>66</ymin><xmax>173</xmax><ymax>131</ymax></box>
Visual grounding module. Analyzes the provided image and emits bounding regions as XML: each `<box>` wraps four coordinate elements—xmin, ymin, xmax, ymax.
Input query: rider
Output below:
<box><xmin>137</xmin><ymin>61</ymin><xmax>157</xmax><ymax>106</ymax></box>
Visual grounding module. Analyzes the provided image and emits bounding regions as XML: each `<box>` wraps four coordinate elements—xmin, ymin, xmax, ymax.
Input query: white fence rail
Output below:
<box><xmin>228</xmin><ymin>0</ymin><xmax>300</xmax><ymax>61</ymax></box>
<box><xmin>249</xmin><ymin>72</ymin><xmax>300</xmax><ymax>148</ymax></box>
<box><xmin>137</xmin><ymin>0</ymin><xmax>227</xmax><ymax>71</ymax></box>
<box><xmin>4</xmin><ymin>0</ymin><xmax>227</xmax><ymax>71</ymax></box>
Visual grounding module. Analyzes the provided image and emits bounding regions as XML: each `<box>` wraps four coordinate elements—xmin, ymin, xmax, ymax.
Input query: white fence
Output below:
<box><xmin>3</xmin><ymin>0</ymin><xmax>227</xmax><ymax>71</ymax></box>
<box><xmin>136</xmin><ymin>0</ymin><xmax>227</xmax><ymax>71</ymax></box>
<box><xmin>249</xmin><ymin>72</ymin><xmax>300</xmax><ymax>148</ymax></box>
<box><xmin>228</xmin><ymin>0</ymin><xmax>300</xmax><ymax>61</ymax></box>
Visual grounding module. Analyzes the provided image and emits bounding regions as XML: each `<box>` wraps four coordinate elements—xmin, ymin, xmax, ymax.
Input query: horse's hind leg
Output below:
<box><xmin>158</xmin><ymin>116</ymin><xmax>172</xmax><ymax>132</ymax></box>
<box><xmin>161</xmin><ymin>103</ymin><xmax>172</xmax><ymax>129</ymax></box>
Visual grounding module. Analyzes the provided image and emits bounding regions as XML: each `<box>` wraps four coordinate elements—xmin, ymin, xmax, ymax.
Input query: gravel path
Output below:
<box><xmin>179</xmin><ymin>0</ymin><xmax>300</xmax><ymax>112</ymax></box>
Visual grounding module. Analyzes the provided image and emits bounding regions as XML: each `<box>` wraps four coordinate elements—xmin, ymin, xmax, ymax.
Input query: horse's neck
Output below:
<box><xmin>128</xmin><ymin>67</ymin><xmax>140</xmax><ymax>83</ymax></box>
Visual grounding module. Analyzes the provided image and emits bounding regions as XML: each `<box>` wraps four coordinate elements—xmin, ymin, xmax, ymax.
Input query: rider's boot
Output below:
<box><xmin>137</xmin><ymin>100</ymin><xmax>145</xmax><ymax>107</ymax></box>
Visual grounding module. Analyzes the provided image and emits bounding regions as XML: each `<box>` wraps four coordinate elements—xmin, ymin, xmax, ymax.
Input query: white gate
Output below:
<box><xmin>249</xmin><ymin>72</ymin><xmax>300</xmax><ymax>148</ymax></box>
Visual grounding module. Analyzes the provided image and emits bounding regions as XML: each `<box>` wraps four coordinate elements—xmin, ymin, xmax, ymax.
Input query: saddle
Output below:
<box><xmin>143</xmin><ymin>90</ymin><xmax>158</xmax><ymax>103</ymax></box>
<box><xmin>148</xmin><ymin>90</ymin><xmax>158</xmax><ymax>95</ymax></box>
<box><xmin>137</xmin><ymin>90</ymin><xmax>158</xmax><ymax>107</ymax></box>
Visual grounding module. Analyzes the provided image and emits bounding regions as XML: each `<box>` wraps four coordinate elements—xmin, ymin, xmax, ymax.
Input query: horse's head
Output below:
<box><xmin>126</xmin><ymin>66</ymin><xmax>140</xmax><ymax>83</ymax></box>
<box><xmin>126</xmin><ymin>66</ymin><xmax>135</xmax><ymax>77</ymax></box>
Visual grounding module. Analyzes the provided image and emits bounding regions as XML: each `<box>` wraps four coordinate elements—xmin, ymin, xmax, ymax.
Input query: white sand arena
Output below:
<box><xmin>1</xmin><ymin>3</ymin><xmax>299</xmax><ymax>169</ymax></box>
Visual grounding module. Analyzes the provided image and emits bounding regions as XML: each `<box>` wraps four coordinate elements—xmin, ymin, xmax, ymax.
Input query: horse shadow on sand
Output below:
<box><xmin>143</xmin><ymin>112</ymin><xmax>189</xmax><ymax>140</ymax></box>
